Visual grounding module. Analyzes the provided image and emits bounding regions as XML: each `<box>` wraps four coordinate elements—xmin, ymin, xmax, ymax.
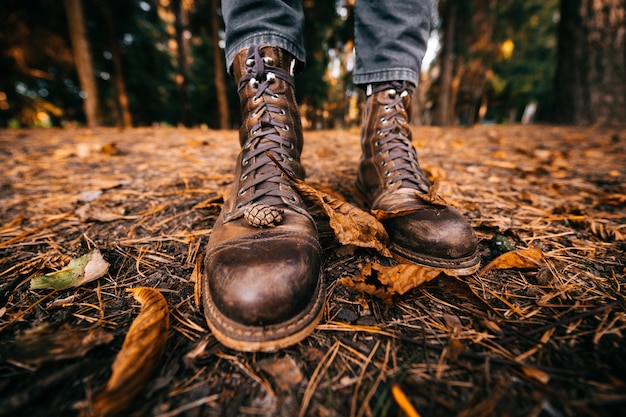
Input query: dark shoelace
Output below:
<box><xmin>235</xmin><ymin>46</ymin><xmax>299</xmax><ymax>210</ymax></box>
<box><xmin>371</xmin><ymin>81</ymin><xmax>430</xmax><ymax>194</ymax></box>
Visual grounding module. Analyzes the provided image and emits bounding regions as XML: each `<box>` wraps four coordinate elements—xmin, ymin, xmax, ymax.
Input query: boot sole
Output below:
<box><xmin>203</xmin><ymin>272</ymin><xmax>325</xmax><ymax>352</ymax></box>
<box><xmin>391</xmin><ymin>244</ymin><xmax>481</xmax><ymax>276</ymax></box>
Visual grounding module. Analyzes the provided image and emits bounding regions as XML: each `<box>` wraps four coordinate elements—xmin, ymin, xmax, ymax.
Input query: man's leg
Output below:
<box><xmin>354</xmin><ymin>0</ymin><xmax>480</xmax><ymax>274</ymax></box>
<box><xmin>202</xmin><ymin>1</ymin><xmax>324</xmax><ymax>352</ymax></box>
<box><xmin>221</xmin><ymin>0</ymin><xmax>306</xmax><ymax>70</ymax></box>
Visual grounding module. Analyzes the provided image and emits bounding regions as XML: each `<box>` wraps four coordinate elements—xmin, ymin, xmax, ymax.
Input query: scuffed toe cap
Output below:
<box><xmin>205</xmin><ymin>231</ymin><xmax>322</xmax><ymax>326</ymax></box>
<box><xmin>384</xmin><ymin>205</ymin><xmax>478</xmax><ymax>260</ymax></box>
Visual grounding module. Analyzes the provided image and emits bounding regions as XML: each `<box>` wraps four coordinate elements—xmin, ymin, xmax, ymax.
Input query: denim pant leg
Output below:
<box><xmin>353</xmin><ymin>0</ymin><xmax>432</xmax><ymax>87</ymax></box>
<box><xmin>221</xmin><ymin>0</ymin><xmax>306</xmax><ymax>71</ymax></box>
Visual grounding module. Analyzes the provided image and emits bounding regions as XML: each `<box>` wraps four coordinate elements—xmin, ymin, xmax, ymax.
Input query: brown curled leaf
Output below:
<box><xmin>338</xmin><ymin>262</ymin><xmax>444</xmax><ymax>305</ymax></box>
<box><xmin>479</xmin><ymin>247</ymin><xmax>544</xmax><ymax>277</ymax></box>
<box><xmin>90</xmin><ymin>287</ymin><xmax>169</xmax><ymax>417</ymax></box>
<box><xmin>370</xmin><ymin>182</ymin><xmax>447</xmax><ymax>221</ymax></box>
<box><xmin>267</xmin><ymin>152</ymin><xmax>391</xmax><ymax>257</ymax></box>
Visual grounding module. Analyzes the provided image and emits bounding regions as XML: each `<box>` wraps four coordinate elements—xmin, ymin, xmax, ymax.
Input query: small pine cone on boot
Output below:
<box><xmin>244</xmin><ymin>203</ymin><xmax>284</xmax><ymax>228</ymax></box>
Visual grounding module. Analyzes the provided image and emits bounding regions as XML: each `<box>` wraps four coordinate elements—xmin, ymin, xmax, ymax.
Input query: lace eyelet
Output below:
<box><xmin>380</xmin><ymin>117</ymin><xmax>387</xmax><ymax>124</ymax></box>
<box><xmin>279</xmin><ymin>109</ymin><xmax>286</xmax><ymax>116</ymax></box>
<box><xmin>384</xmin><ymin>105</ymin><xmax>391</xmax><ymax>111</ymax></box>
<box><xmin>242</xmin><ymin>158</ymin><xmax>249</xmax><ymax>166</ymax></box>
<box><xmin>236</xmin><ymin>203</ymin><xmax>243</xmax><ymax>209</ymax></box>
<box><xmin>262</xmin><ymin>56</ymin><xmax>274</xmax><ymax>66</ymax></box>
<box><xmin>245</xmin><ymin>58</ymin><xmax>254</xmax><ymax>67</ymax></box>
<box><xmin>238</xmin><ymin>189</ymin><xmax>246</xmax><ymax>196</ymax></box>
<box><xmin>382</xmin><ymin>161</ymin><xmax>387</xmax><ymax>166</ymax></box>
<box><xmin>253</xmin><ymin>96</ymin><xmax>261</xmax><ymax>103</ymax></box>
<box><xmin>272</xmin><ymin>94</ymin><xmax>279</xmax><ymax>99</ymax></box>
<box><xmin>240</xmin><ymin>174</ymin><xmax>248</xmax><ymax>181</ymax></box>
<box><xmin>375</xmin><ymin>140</ymin><xmax>380</xmax><ymax>146</ymax></box>
<box><xmin>282</xmin><ymin>125</ymin><xmax>290</xmax><ymax>131</ymax></box>
<box><xmin>288</xmin><ymin>195</ymin><xmax>298</xmax><ymax>203</ymax></box>
<box><xmin>377</xmin><ymin>130</ymin><xmax>383</xmax><ymax>136</ymax></box>
<box><xmin>388</xmin><ymin>180</ymin><xmax>395</xmax><ymax>186</ymax></box>
<box><xmin>384</xmin><ymin>170</ymin><xmax>390</xmax><ymax>177</ymax></box>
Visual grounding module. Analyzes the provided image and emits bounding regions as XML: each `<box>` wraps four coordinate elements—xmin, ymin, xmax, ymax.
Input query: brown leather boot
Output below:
<box><xmin>357</xmin><ymin>81</ymin><xmax>480</xmax><ymax>275</ymax></box>
<box><xmin>202</xmin><ymin>46</ymin><xmax>324</xmax><ymax>352</ymax></box>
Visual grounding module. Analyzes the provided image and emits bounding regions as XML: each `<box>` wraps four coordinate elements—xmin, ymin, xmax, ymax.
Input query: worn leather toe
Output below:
<box><xmin>206</xmin><ymin>229</ymin><xmax>322</xmax><ymax>326</ymax></box>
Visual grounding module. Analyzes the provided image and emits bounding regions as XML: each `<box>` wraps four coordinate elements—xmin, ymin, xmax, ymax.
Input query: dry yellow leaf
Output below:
<box><xmin>268</xmin><ymin>153</ymin><xmax>391</xmax><ymax>257</ymax></box>
<box><xmin>90</xmin><ymin>287</ymin><xmax>169</xmax><ymax>417</ymax></box>
<box><xmin>479</xmin><ymin>247</ymin><xmax>544</xmax><ymax>277</ymax></box>
<box><xmin>338</xmin><ymin>262</ymin><xmax>443</xmax><ymax>304</ymax></box>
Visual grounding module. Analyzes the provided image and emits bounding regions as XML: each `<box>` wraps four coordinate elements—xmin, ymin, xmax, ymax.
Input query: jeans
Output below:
<box><xmin>221</xmin><ymin>0</ymin><xmax>432</xmax><ymax>87</ymax></box>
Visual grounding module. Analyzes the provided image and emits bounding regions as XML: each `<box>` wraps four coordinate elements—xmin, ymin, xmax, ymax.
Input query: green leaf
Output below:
<box><xmin>30</xmin><ymin>249</ymin><xmax>109</xmax><ymax>290</ymax></box>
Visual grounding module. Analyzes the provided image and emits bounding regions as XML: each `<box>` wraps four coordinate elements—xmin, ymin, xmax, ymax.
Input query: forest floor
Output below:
<box><xmin>0</xmin><ymin>125</ymin><xmax>625</xmax><ymax>417</ymax></box>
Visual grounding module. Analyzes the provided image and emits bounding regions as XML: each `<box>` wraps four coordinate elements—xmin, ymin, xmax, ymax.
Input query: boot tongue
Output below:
<box><xmin>230</xmin><ymin>46</ymin><xmax>305</xmax><ymax>220</ymax></box>
<box><xmin>368</xmin><ymin>80</ymin><xmax>415</xmax><ymax>96</ymax></box>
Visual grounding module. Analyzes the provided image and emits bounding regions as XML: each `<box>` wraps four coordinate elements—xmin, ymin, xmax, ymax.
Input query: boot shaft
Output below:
<box><xmin>358</xmin><ymin>82</ymin><xmax>430</xmax><ymax>209</ymax></box>
<box><xmin>221</xmin><ymin>45</ymin><xmax>308</xmax><ymax>223</ymax></box>
<box><xmin>232</xmin><ymin>46</ymin><xmax>303</xmax><ymax>154</ymax></box>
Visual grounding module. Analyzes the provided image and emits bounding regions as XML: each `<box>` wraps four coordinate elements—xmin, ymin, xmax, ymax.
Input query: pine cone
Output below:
<box><xmin>244</xmin><ymin>203</ymin><xmax>284</xmax><ymax>227</ymax></box>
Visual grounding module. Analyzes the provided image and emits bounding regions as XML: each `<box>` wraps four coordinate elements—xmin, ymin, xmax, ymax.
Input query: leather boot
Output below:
<box><xmin>357</xmin><ymin>81</ymin><xmax>480</xmax><ymax>275</ymax></box>
<box><xmin>202</xmin><ymin>46</ymin><xmax>324</xmax><ymax>352</ymax></box>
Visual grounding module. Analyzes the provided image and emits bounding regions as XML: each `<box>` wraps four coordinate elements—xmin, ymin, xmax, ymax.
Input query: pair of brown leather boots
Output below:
<box><xmin>202</xmin><ymin>45</ymin><xmax>479</xmax><ymax>352</ymax></box>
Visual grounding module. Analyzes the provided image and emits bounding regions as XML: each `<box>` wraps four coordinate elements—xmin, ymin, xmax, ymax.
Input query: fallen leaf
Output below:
<box><xmin>443</xmin><ymin>313</ymin><xmax>463</xmax><ymax>332</ymax></box>
<box><xmin>479</xmin><ymin>247</ymin><xmax>544</xmax><ymax>277</ymax></box>
<box><xmin>268</xmin><ymin>153</ymin><xmax>391</xmax><ymax>257</ymax></box>
<box><xmin>370</xmin><ymin>181</ymin><xmax>448</xmax><ymax>221</ymax></box>
<box><xmin>339</xmin><ymin>262</ymin><xmax>443</xmax><ymax>304</ymax></box>
<box><xmin>0</xmin><ymin>323</ymin><xmax>113</xmax><ymax>367</ymax></box>
<box><xmin>90</xmin><ymin>287</ymin><xmax>169</xmax><ymax>417</ymax></box>
<box><xmin>30</xmin><ymin>249</ymin><xmax>109</xmax><ymax>290</ymax></box>
<box><xmin>521</xmin><ymin>365</ymin><xmax>550</xmax><ymax>384</ymax></box>
<box><xmin>76</xmin><ymin>202</ymin><xmax>127</xmax><ymax>222</ymax></box>
<box><xmin>445</xmin><ymin>338</ymin><xmax>465</xmax><ymax>361</ymax></box>
<box><xmin>257</xmin><ymin>355</ymin><xmax>303</xmax><ymax>391</ymax></box>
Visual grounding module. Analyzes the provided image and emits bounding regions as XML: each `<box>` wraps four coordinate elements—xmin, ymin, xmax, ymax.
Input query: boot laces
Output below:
<box><xmin>372</xmin><ymin>81</ymin><xmax>430</xmax><ymax>194</ymax></box>
<box><xmin>235</xmin><ymin>46</ymin><xmax>299</xmax><ymax>210</ymax></box>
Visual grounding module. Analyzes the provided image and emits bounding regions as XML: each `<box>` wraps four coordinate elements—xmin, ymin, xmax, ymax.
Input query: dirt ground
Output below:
<box><xmin>0</xmin><ymin>125</ymin><xmax>625</xmax><ymax>417</ymax></box>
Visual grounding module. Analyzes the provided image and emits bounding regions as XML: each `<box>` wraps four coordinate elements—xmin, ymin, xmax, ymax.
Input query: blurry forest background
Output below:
<box><xmin>0</xmin><ymin>0</ymin><xmax>624</xmax><ymax>130</ymax></box>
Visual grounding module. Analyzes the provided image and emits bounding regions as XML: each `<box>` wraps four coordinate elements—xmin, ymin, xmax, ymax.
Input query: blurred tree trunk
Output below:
<box><xmin>100</xmin><ymin>0</ymin><xmax>132</xmax><ymax>128</ymax></box>
<box><xmin>434</xmin><ymin>0</ymin><xmax>498</xmax><ymax>126</ymax></box>
<box><xmin>554</xmin><ymin>0</ymin><xmax>626</xmax><ymax>125</ymax></box>
<box><xmin>64</xmin><ymin>0</ymin><xmax>100</xmax><ymax>127</ymax></box>
<box><xmin>433</xmin><ymin>1</ymin><xmax>456</xmax><ymax>126</ymax></box>
<box><xmin>172</xmin><ymin>0</ymin><xmax>191</xmax><ymax>127</ymax></box>
<box><xmin>210</xmin><ymin>0</ymin><xmax>229</xmax><ymax>129</ymax></box>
